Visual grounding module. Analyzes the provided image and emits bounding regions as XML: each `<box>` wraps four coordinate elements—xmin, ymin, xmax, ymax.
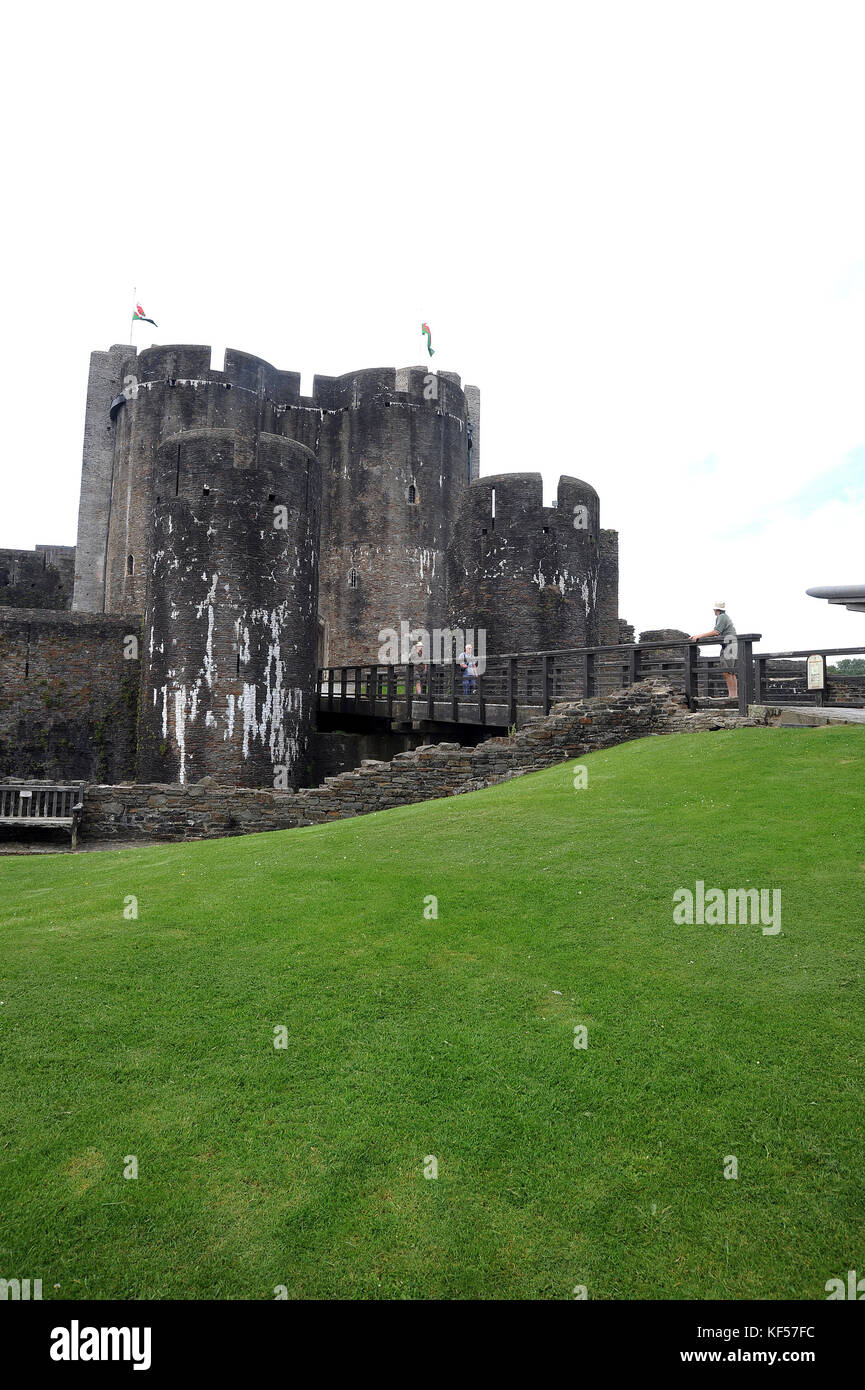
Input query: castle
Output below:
<box><xmin>0</xmin><ymin>344</ymin><xmax>627</xmax><ymax>790</ymax></box>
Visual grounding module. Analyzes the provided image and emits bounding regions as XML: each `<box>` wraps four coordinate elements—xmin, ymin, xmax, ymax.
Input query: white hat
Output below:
<box><xmin>713</xmin><ymin>600</ymin><xmax>725</xmax><ymax>610</ymax></box>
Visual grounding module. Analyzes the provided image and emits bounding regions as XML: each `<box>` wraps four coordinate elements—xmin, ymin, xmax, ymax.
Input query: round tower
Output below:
<box><xmin>132</xmin><ymin>350</ymin><xmax>320</xmax><ymax>788</ymax></box>
<box><xmin>101</xmin><ymin>345</ymin><xmax>307</xmax><ymax>616</ymax></box>
<box><xmin>292</xmin><ymin>366</ymin><xmax>476</xmax><ymax>665</ymax></box>
<box><xmin>447</xmin><ymin>473</ymin><xmax>602</xmax><ymax>653</ymax></box>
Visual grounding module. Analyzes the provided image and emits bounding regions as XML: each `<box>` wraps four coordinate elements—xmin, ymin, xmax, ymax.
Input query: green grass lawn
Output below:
<box><xmin>1</xmin><ymin>726</ymin><xmax>863</xmax><ymax>1300</ymax></box>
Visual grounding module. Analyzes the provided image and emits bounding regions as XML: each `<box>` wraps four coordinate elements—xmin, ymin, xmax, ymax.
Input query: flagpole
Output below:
<box><xmin>129</xmin><ymin>286</ymin><xmax>136</xmax><ymax>345</ymax></box>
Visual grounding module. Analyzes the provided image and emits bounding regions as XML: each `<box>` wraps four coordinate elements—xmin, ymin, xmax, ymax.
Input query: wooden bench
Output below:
<box><xmin>0</xmin><ymin>782</ymin><xmax>85</xmax><ymax>850</ymax></box>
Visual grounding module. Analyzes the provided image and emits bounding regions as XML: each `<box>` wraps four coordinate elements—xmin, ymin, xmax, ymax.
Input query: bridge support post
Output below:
<box><xmin>450</xmin><ymin>661</ymin><xmax>457</xmax><ymax>721</ymax></box>
<box><xmin>542</xmin><ymin>654</ymin><xmax>551</xmax><ymax>714</ymax></box>
<box><xmin>387</xmin><ymin>664</ymin><xmax>394</xmax><ymax>720</ymax></box>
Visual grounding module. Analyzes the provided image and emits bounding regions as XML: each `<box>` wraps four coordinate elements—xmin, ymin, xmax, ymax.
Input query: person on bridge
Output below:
<box><xmin>459</xmin><ymin>643</ymin><xmax>479</xmax><ymax>696</ymax></box>
<box><xmin>690</xmin><ymin>602</ymin><xmax>738</xmax><ymax>698</ymax></box>
<box><xmin>414</xmin><ymin>640</ymin><xmax>428</xmax><ymax>696</ymax></box>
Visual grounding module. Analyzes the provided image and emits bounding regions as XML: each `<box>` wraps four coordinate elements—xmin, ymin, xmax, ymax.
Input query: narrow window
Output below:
<box><xmin>408</xmin><ymin>484</ymin><xmax>416</xmax><ymax>504</ymax></box>
<box><xmin>348</xmin><ymin>568</ymin><xmax>359</xmax><ymax>589</ymax></box>
<box><xmin>127</xmin><ymin>554</ymin><xmax>134</xmax><ymax>576</ymax></box>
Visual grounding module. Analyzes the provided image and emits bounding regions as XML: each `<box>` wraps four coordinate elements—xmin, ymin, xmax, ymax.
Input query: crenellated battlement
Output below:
<box><xmin>122</xmin><ymin>348</ymin><xmax>476</xmax><ymax>420</ymax></box>
<box><xmin>463</xmin><ymin>473</ymin><xmax>600</xmax><ymax>535</ymax></box>
<box><xmin>448</xmin><ymin>472</ymin><xmax>605</xmax><ymax>653</ymax></box>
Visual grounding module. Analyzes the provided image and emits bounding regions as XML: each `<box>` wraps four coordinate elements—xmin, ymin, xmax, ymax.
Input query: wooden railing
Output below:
<box><xmin>317</xmin><ymin>634</ymin><xmax>765</xmax><ymax>726</ymax></box>
<box><xmin>752</xmin><ymin>645</ymin><xmax>865</xmax><ymax>708</ymax></box>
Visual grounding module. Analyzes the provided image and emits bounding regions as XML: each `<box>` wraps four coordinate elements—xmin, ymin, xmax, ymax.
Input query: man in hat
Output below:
<box><xmin>690</xmin><ymin>602</ymin><xmax>738</xmax><ymax>698</ymax></box>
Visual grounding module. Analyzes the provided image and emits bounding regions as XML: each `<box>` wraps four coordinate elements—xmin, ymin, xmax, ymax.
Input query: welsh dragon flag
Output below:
<box><xmin>132</xmin><ymin>302</ymin><xmax>157</xmax><ymax>326</ymax></box>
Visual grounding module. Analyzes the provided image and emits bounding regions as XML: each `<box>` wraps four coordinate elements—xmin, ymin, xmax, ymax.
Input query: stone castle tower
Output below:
<box><xmin>448</xmin><ymin>473</ymin><xmax>612</xmax><ymax>653</ymax></box>
<box><xmin>71</xmin><ymin>343</ymin><xmax>619</xmax><ymax>787</ymax></box>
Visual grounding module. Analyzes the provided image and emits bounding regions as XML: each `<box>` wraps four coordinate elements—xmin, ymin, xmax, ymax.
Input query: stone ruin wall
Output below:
<box><xmin>0</xmin><ymin>608</ymin><xmax>139</xmax><ymax>783</ymax></box>
<box><xmin>79</xmin><ymin>682</ymin><xmax>760</xmax><ymax>842</ymax></box>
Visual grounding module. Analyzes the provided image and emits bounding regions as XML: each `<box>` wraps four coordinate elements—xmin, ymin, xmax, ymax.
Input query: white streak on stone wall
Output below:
<box><xmin>195</xmin><ymin>573</ymin><xmax>219</xmax><ymax>690</ymax></box>
<box><xmin>174</xmin><ymin>685</ymin><xmax>187</xmax><ymax>784</ymax></box>
<box><xmin>241</xmin><ymin>682</ymin><xmax>257</xmax><ymax>758</ymax></box>
<box><xmin>226</xmin><ymin>693</ymin><xmax>235</xmax><ymax>742</ymax></box>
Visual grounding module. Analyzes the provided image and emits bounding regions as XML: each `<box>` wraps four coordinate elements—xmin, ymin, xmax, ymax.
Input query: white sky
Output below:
<box><xmin>2</xmin><ymin>0</ymin><xmax>863</xmax><ymax>652</ymax></box>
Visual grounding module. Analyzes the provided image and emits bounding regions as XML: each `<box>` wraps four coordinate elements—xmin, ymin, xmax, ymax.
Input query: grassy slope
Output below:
<box><xmin>0</xmin><ymin>726</ymin><xmax>863</xmax><ymax>1301</ymax></box>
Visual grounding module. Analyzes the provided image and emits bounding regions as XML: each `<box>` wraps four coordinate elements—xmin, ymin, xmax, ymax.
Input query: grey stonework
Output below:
<box><xmin>447</xmin><ymin>473</ymin><xmax>606</xmax><ymax>654</ymax></box>
<box><xmin>13</xmin><ymin>343</ymin><xmax>632</xmax><ymax>789</ymax></box>
<box><xmin>71</xmin><ymin>345</ymin><xmax>620</xmax><ymax>675</ymax></box>
<box><xmin>0</xmin><ymin>546</ymin><xmax>75</xmax><ymax>610</ymax></box>
<box><xmin>0</xmin><ymin>607</ymin><xmax>139</xmax><ymax>782</ymax></box>
<box><xmin>72</xmin><ymin>344</ymin><xmax>133</xmax><ymax>613</ymax></box>
<box><xmin>137</xmin><ymin>427</ymin><xmax>320</xmax><ymax>790</ymax></box>
<box><xmin>79</xmin><ymin>681</ymin><xmax>762</xmax><ymax>842</ymax></box>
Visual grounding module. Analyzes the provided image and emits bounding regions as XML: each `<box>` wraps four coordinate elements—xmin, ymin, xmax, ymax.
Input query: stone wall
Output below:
<box><xmin>310</xmin><ymin>727</ymin><xmax>426</xmax><ymax>783</ymax></box>
<box><xmin>308</xmin><ymin>367</ymin><xmax>476</xmax><ymax>666</ymax></box>
<box><xmin>0</xmin><ymin>546</ymin><xmax>75</xmax><ymax>610</ymax></box>
<box><xmin>72</xmin><ymin>344</ymin><xmax>132</xmax><ymax>613</ymax></box>
<box><xmin>598</xmin><ymin>530</ymin><xmax>620</xmax><ymax>645</ymax></box>
<box><xmin>0</xmin><ymin>608</ymin><xmax>140</xmax><ymax>782</ymax></box>
<box><xmin>80</xmin><ymin>681</ymin><xmax>759</xmax><ymax>842</ymax></box>
<box><xmin>72</xmin><ymin>347</ymin><xmax>483</xmax><ymax>668</ymax></box>
<box><xmin>448</xmin><ymin>473</ymin><xmax>604</xmax><ymax>654</ymax></box>
<box><xmin>138</xmin><ymin>427</ymin><xmax>320</xmax><ymax>789</ymax></box>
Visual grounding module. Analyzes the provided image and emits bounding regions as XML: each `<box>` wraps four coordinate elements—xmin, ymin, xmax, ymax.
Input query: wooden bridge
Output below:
<box><xmin>317</xmin><ymin>636</ymin><xmax>865</xmax><ymax>730</ymax></box>
<box><xmin>317</xmin><ymin>635</ymin><xmax>760</xmax><ymax>729</ymax></box>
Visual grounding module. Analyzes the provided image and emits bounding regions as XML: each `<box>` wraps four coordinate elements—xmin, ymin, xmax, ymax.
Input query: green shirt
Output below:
<box><xmin>714</xmin><ymin>611</ymin><xmax>735</xmax><ymax>639</ymax></box>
